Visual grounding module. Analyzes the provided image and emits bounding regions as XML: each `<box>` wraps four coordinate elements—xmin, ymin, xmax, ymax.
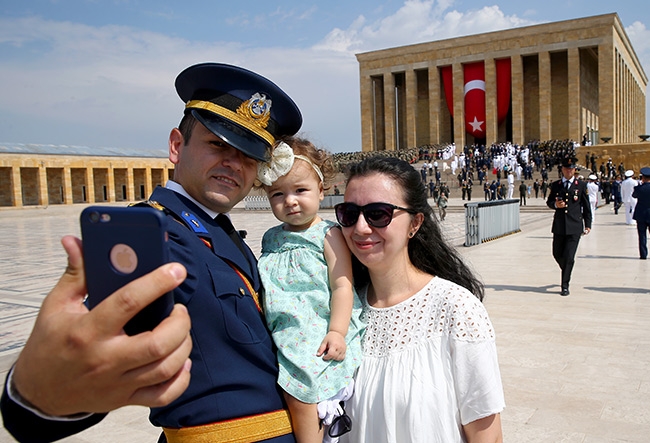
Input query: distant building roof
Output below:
<box><xmin>0</xmin><ymin>143</ymin><xmax>167</xmax><ymax>158</ymax></box>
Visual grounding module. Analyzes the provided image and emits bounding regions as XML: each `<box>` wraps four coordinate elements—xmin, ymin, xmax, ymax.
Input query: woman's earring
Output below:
<box><xmin>408</xmin><ymin>231</ymin><xmax>415</xmax><ymax>238</ymax></box>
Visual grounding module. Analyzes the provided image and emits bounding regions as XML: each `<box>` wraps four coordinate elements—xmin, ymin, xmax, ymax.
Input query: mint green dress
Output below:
<box><xmin>259</xmin><ymin>220</ymin><xmax>364</xmax><ymax>403</ymax></box>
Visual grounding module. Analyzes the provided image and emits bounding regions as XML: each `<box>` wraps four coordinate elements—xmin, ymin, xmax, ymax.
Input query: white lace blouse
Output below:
<box><xmin>341</xmin><ymin>276</ymin><xmax>505</xmax><ymax>443</ymax></box>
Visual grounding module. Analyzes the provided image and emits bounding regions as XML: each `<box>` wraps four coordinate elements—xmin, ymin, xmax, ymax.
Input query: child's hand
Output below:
<box><xmin>317</xmin><ymin>331</ymin><xmax>347</xmax><ymax>361</ymax></box>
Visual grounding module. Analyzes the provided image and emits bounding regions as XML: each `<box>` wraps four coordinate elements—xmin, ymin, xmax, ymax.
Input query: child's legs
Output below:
<box><xmin>284</xmin><ymin>392</ymin><xmax>323</xmax><ymax>443</ymax></box>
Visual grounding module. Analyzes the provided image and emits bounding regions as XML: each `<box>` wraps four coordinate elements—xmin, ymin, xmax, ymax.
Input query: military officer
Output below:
<box><xmin>621</xmin><ymin>170</ymin><xmax>638</xmax><ymax>225</ymax></box>
<box><xmin>632</xmin><ymin>167</ymin><xmax>650</xmax><ymax>260</ymax></box>
<box><xmin>546</xmin><ymin>156</ymin><xmax>592</xmax><ymax>296</ymax></box>
<box><xmin>2</xmin><ymin>63</ymin><xmax>302</xmax><ymax>442</ymax></box>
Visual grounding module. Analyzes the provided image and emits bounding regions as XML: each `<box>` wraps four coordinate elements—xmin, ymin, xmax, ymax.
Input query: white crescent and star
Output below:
<box><xmin>469</xmin><ymin>116</ymin><xmax>484</xmax><ymax>132</ymax></box>
<box><xmin>464</xmin><ymin>79</ymin><xmax>485</xmax><ymax>133</ymax></box>
<box><xmin>464</xmin><ymin>80</ymin><xmax>485</xmax><ymax>95</ymax></box>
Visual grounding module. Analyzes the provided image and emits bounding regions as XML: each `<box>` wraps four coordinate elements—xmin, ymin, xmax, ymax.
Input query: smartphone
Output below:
<box><xmin>80</xmin><ymin>206</ymin><xmax>174</xmax><ymax>336</ymax></box>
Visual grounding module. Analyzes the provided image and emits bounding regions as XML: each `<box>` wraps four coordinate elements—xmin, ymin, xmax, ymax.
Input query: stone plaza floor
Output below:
<box><xmin>0</xmin><ymin>196</ymin><xmax>648</xmax><ymax>442</ymax></box>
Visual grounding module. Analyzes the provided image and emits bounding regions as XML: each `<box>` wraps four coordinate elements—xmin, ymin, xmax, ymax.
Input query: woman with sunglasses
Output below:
<box><xmin>336</xmin><ymin>156</ymin><xmax>504</xmax><ymax>443</ymax></box>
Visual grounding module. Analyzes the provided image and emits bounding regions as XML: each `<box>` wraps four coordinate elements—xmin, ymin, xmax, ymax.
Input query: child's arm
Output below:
<box><xmin>317</xmin><ymin>227</ymin><xmax>354</xmax><ymax>362</ymax></box>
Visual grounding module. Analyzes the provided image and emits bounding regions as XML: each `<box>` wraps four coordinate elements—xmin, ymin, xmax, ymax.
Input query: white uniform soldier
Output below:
<box><xmin>621</xmin><ymin>170</ymin><xmax>638</xmax><ymax>225</ymax></box>
<box><xmin>587</xmin><ymin>174</ymin><xmax>599</xmax><ymax>222</ymax></box>
<box><xmin>507</xmin><ymin>171</ymin><xmax>515</xmax><ymax>199</ymax></box>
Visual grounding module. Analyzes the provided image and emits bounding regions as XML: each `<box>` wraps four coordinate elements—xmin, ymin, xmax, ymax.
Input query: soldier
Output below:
<box><xmin>621</xmin><ymin>170</ymin><xmax>638</xmax><ymax>225</ymax></box>
<box><xmin>546</xmin><ymin>156</ymin><xmax>592</xmax><ymax>296</ymax></box>
<box><xmin>2</xmin><ymin>63</ymin><xmax>302</xmax><ymax>442</ymax></box>
<box><xmin>632</xmin><ymin>167</ymin><xmax>650</xmax><ymax>260</ymax></box>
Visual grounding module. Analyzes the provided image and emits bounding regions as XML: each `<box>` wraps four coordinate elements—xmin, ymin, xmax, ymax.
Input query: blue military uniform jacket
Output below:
<box><xmin>1</xmin><ymin>186</ymin><xmax>294</xmax><ymax>443</ymax></box>
<box><xmin>632</xmin><ymin>181</ymin><xmax>650</xmax><ymax>223</ymax></box>
<box><xmin>546</xmin><ymin>178</ymin><xmax>592</xmax><ymax>235</ymax></box>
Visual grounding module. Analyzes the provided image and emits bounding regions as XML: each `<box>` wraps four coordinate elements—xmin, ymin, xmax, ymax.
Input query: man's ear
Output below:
<box><xmin>169</xmin><ymin>128</ymin><xmax>184</xmax><ymax>165</ymax></box>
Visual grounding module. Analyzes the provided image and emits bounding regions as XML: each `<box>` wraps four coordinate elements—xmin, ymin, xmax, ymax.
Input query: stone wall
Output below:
<box><xmin>577</xmin><ymin>141</ymin><xmax>650</xmax><ymax>173</ymax></box>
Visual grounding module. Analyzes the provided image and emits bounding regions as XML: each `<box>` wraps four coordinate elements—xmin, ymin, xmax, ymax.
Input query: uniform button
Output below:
<box><xmin>239</xmin><ymin>288</ymin><xmax>246</xmax><ymax>296</ymax></box>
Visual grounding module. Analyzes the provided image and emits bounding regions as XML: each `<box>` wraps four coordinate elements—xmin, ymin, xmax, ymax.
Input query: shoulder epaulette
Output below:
<box><xmin>129</xmin><ymin>200</ymin><xmax>166</xmax><ymax>211</ymax></box>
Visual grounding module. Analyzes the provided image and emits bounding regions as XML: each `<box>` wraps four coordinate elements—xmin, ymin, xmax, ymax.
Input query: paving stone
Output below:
<box><xmin>0</xmin><ymin>198</ymin><xmax>647</xmax><ymax>442</ymax></box>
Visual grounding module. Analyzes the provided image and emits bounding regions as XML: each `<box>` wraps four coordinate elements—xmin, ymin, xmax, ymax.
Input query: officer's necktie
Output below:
<box><xmin>564</xmin><ymin>180</ymin><xmax>570</xmax><ymax>191</ymax></box>
<box><xmin>215</xmin><ymin>213</ymin><xmax>246</xmax><ymax>256</ymax></box>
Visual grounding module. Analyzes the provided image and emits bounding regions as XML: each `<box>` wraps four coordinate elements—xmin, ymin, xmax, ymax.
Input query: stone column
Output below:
<box><xmin>86</xmin><ymin>167</ymin><xmax>95</xmax><ymax>203</ymax></box>
<box><xmin>428</xmin><ymin>64</ymin><xmax>440</xmax><ymax>143</ymax></box>
<box><xmin>639</xmin><ymin>80</ymin><xmax>646</xmax><ymax>137</ymax></box>
<box><xmin>538</xmin><ymin>51</ymin><xmax>552</xmax><ymax>140</ymax></box>
<box><xmin>567</xmin><ymin>47</ymin><xmax>581</xmax><ymax>142</ymax></box>
<box><xmin>107</xmin><ymin>164</ymin><xmax>115</xmax><ymax>202</ymax></box>
<box><xmin>12</xmin><ymin>166</ymin><xmax>22</xmax><ymax>207</ymax></box>
<box><xmin>598</xmin><ymin>39</ymin><xmax>615</xmax><ymax>143</ymax></box>
<box><xmin>511</xmin><ymin>55</ymin><xmax>525</xmax><ymax>146</ymax></box>
<box><xmin>38</xmin><ymin>165</ymin><xmax>48</xmax><ymax>206</ymax></box>
<box><xmin>485</xmin><ymin>58</ymin><xmax>498</xmax><ymax>145</ymax></box>
<box><xmin>63</xmin><ymin>167</ymin><xmax>73</xmax><ymax>204</ymax></box>
<box><xmin>620</xmin><ymin>63</ymin><xmax>623</xmax><ymax>142</ymax></box>
<box><xmin>384</xmin><ymin>71</ymin><xmax>396</xmax><ymax>151</ymax></box>
<box><xmin>405</xmin><ymin>69</ymin><xmax>417</xmax><ymax>149</ymax></box>
<box><xmin>126</xmin><ymin>167</ymin><xmax>135</xmax><ymax>202</ymax></box>
<box><xmin>145</xmin><ymin>167</ymin><xmax>153</xmax><ymax>199</ymax></box>
<box><xmin>359</xmin><ymin>74</ymin><xmax>373</xmax><ymax>151</ymax></box>
<box><xmin>452</xmin><ymin>62</ymin><xmax>466</xmax><ymax>149</ymax></box>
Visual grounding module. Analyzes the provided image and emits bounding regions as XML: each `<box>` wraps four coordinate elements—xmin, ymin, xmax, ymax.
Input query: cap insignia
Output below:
<box><xmin>237</xmin><ymin>92</ymin><xmax>271</xmax><ymax>129</ymax></box>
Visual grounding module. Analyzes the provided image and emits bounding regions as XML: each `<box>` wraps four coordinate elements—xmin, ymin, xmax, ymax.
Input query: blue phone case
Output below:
<box><xmin>80</xmin><ymin>206</ymin><xmax>173</xmax><ymax>335</ymax></box>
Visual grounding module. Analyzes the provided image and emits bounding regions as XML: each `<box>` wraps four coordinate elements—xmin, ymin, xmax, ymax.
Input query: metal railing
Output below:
<box><xmin>464</xmin><ymin>199</ymin><xmax>520</xmax><ymax>246</ymax></box>
<box><xmin>244</xmin><ymin>195</ymin><xmax>271</xmax><ymax>210</ymax></box>
<box><xmin>244</xmin><ymin>195</ymin><xmax>344</xmax><ymax>210</ymax></box>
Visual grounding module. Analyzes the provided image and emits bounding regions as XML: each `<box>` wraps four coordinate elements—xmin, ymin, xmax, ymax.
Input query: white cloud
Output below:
<box><xmin>0</xmin><ymin>2</ymin><xmax>648</xmax><ymax>153</ymax></box>
<box><xmin>316</xmin><ymin>2</ymin><xmax>534</xmax><ymax>54</ymax></box>
<box><xmin>626</xmin><ymin>21</ymin><xmax>650</xmax><ymax>70</ymax></box>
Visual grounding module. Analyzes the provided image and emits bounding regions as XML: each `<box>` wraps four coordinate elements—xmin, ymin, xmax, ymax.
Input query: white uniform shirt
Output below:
<box><xmin>621</xmin><ymin>178</ymin><xmax>638</xmax><ymax>203</ymax></box>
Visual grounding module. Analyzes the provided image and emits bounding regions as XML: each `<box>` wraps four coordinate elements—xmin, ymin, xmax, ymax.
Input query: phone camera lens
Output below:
<box><xmin>89</xmin><ymin>211</ymin><xmax>100</xmax><ymax>223</ymax></box>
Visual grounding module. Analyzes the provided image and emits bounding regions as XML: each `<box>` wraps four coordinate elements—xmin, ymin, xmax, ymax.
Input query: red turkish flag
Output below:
<box><xmin>441</xmin><ymin>66</ymin><xmax>454</xmax><ymax>117</ymax></box>
<box><xmin>464</xmin><ymin>62</ymin><xmax>486</xmax><ymax>138</ymax></box>
<box><xmin>440</xmin><ymin>61</ymin><xmax>511</xmax><ymax>137</ymax></box>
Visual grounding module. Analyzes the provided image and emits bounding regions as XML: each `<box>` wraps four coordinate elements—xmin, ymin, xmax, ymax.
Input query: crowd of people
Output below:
<box><xmin>397</xmin><ymin>139</ymin><xmax>638</xmax><ymax>211</ymax></box>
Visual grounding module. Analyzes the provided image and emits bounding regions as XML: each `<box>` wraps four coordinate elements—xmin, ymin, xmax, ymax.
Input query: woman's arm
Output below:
<box><xmin>463</xmin><ymin>413</ymin><xmax>503</xmax><ymax>443</ymax></box>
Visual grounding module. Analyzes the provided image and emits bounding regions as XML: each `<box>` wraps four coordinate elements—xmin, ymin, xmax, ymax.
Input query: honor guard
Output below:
<box><xmin>546</xmin><ymin>156</ymin><xmax>592</xmax><ymax>296</ymax></box>
<box><xmin>632</xmin><ymin>167</ymin><xmax>650</xmax><ymax>260</ymax></box>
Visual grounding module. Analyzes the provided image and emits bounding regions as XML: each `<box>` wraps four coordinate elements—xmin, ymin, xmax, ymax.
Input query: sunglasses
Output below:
<box><xmin>322</xmin><ymin>401</ymin><xmax>352</xmax><ymax>438</ymax></box>
<box><xmin>335</xmin><ymin>202</ymin><xmax>417</xmax><ymax>228</ymax></box>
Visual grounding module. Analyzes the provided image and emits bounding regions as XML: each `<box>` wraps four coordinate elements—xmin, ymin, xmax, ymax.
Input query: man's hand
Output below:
<box><xmin>11</xmin><ymin>235</ymin><xmax>192</xmax><ymax>416</ymax></box>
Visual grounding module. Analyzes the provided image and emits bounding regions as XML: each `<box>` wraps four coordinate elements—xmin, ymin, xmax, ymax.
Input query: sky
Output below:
<box><xmin>1</xmin><ymin>0</ymin><xmax>649</xmax><ymax>154</ymax></box>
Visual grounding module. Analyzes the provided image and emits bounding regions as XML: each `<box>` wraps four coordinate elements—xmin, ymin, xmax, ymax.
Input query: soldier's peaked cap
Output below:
<box><xmin>176</xmin><ymin>63</ymin><xmax>302</xmax><ymax>162</ymax></box>
<box><xmin>560</xmin><ymin>156</ymin><xmax>578</xmax><ymax>168</ymax></box>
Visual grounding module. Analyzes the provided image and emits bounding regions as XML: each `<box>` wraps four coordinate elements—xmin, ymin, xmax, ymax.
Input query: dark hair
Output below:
<box><xmin>345</xmin><ymin>156</ymin><xmax>484</xmax><ymax>301</ymax></box>
<box><xmin>178</xmin><ymin>112</ymin><xmax>198</xmax><ymax>145</ymax></box>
